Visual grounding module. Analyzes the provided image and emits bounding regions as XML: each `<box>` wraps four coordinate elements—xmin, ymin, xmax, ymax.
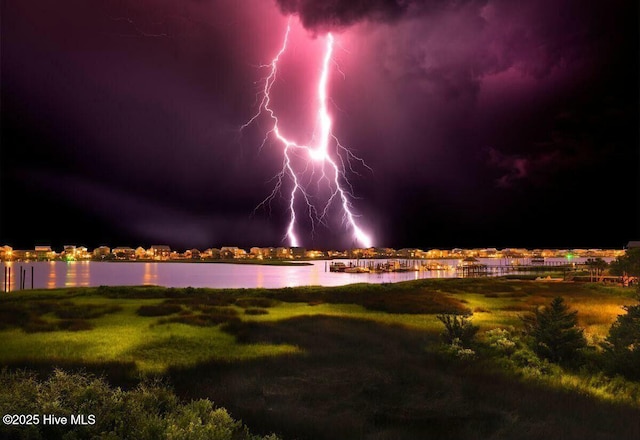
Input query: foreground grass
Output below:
<box><xmin>0</xmin><ymin>280</ymin><xmax>634</xmax><ymax>372</ymax></box>
<box><xmin>170</xmin><ymin>315</ymin><xmax>640</xmax><ymax>440</ymax></box>
<box><xmin>0</xmin><ymin>279</ymin><xmax>638</xmax><ymax>439</ymax></box>
<box><xmin>0</xmin><ymin>294</ymin><xmax>299</xmax><ymax>373</ymax></box>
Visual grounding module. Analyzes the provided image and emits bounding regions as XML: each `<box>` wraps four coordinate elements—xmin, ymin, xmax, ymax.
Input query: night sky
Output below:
<box><xmin>1</xmin><ymin>0</ymin><xmax>638</xmax><ymax>251</ymax></box>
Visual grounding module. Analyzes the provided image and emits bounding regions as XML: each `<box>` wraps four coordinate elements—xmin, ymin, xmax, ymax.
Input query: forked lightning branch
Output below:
<box><xmin>242</xmin><ymin>18</ymin><xmax>373</xmax><ymax>248</ymax></box>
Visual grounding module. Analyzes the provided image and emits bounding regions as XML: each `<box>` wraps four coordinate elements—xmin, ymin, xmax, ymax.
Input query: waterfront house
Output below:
<box><xmin>135</xmin><ymin>247</ymin><xmax>147</xmax><ymax>259</ymax></box>
<box><xmin>305</xmin><ymin>250</ymin><xmax>326</xmax><ymax>258</ymax></box>
<box><xmin>150</xmin><ymin>245</ymin><xmax>171</xmax><ymax>261</ymax></box>
<box><xmin>93</xmin><ymin>246</ymin><xmax>111</xmax><ymax>260</ymax></box>
<box><xmin>34</xmin><ymin>246</ymin><xmax>54</xmax><ymax>261</ymax></box>
<box><xmin>220</xmin><ymin>247</ymin><xmax>246</xmax><ymax>259</ymax></box>
<box><xmin>113</xmin><ymin>247</ymin><xmax>135</xmax><ymax>260</ymax></box>
<box><xmin>202</xmin><ymin>248</ymin><xmax>221</xmax><ymax>259</ymax></box>
<box><xmin>259</xmin><ymin>247</ymin><xmax>277</xmax><ymax>259</ymax></box>
<box><xmin>398</xmin><ymin>248</ymin><xmax>423</xmax><ymax>259</ymax></box>
<box><xmin>0</xmin><ymin>246</ymin><xmax>13</xmax><ymax>261</ymax></box>
<box><xmin>291</xmin><ymin>247</ymin><xmax>306</xmax><ymax>259</ymax></box>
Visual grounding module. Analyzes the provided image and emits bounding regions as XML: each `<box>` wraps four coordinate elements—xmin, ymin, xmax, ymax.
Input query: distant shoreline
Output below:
<box><xmin>103</xmin><ymin>259</ymin><xmax>315</xmax><ymax>266</ymax></box>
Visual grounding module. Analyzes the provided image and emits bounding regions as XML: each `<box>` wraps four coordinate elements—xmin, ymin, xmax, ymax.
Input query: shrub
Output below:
<box><xmin>436</xmin><ymin>314</ymin><xmax>479</xmax><ymax>346</ymax></box>
<box><xmin>523</xmin><ymin>297</ymin><xmax>586</xmax><ymax>364</ymax></box>
<box><xmin>510</xmin><ymin>347</ymin><xmax>552</xmax><ymax>376</ymax></box>
<box><xmin>485</xmin><ymin>328</ymin><xmax>518</xmax><ymax>355</ymax></box>
<box><xmin>443</xmin><ymin>338</ymin><xmax>476</xmax><ymax>360</ymax></box>
<box><xmin>603</xmin><ymin>304</ymin><xmax>640</xmax><ymax>380</ymax></box>
<box><xmin>0</xmin><ymin>369</ymin><xmax>279</xmax><ymax>440</ymax></box>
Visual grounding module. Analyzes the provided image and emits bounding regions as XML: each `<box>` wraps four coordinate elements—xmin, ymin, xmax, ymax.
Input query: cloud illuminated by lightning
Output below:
<box><xmin>242</xmin><ymin>18</ymin><xmax>373</xmax><ymax>248</ymax></box>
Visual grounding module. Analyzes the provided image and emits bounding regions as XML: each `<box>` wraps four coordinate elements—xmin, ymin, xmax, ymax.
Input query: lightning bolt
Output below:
<box><xmin>242</xmin><ymin>19</ymin><xmax>373</xmax><ymax>249</ymax></box>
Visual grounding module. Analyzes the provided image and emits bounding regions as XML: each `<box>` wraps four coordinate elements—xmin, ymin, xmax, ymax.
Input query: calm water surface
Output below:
<box><xmin>0</xmin><ymin>258</ymin><xmax>601</xmax><ymax>290</ymax></box>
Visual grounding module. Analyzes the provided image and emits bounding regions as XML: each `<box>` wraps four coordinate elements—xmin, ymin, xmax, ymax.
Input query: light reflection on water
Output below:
<box><xmin>65</xmin><ymin>261</ymin><xmax>76</xmax><ymax>287</ymax></box>
<box><xmin>143</xmin><ymin>263</ymin><xmax>157</xmax><ymax>286</ymax></box>
<box><xmin>256</xmin><ymin>268</ymin><xmax>264</xmax><ymax>289</ymax></box>
<box><xmin>48</xmin><ymin>262</ymin><xmax>56</xmax><ymax>289</ymax></box>
<box><xmin>0</xmin><ymin>258</ymin><xmax>607</xmax><ymax>290</ymax></box>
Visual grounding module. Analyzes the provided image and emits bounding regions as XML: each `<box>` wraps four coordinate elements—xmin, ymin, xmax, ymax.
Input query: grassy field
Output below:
<box><xmin>0</xmin><ymin>278</ymin><xmax>638</xmax><ymax>439</ymax></box>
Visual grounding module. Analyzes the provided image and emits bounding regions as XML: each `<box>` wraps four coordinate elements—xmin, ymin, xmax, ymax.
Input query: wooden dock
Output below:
<box><xmin>327</xmin><ymin>258</ymin><xmax>582</xmax><ymax>278</ymax></box>
<box><xmin>456</xmin><ymin>263</ymin><xmax>575</xmax><ymax>278</ymax></box>
<box><xmin>328</xmin><ymin>259</ymin><xmax>419</xmax><ymax>273</ymax></box>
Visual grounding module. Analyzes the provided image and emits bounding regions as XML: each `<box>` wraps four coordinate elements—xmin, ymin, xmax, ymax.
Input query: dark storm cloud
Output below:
<box><xmin>344</xmin><ymin>0</ymin><xmax>628</xmax><ymax>177</ymax></box>
<box><xmin>1</xmin><ymin>0</ymin><xmax>637</xmax><ymax>248</ymax></box>
<box><xmin>17</xmin><ymin>170</ymin><xmax>282</xmax><ymax>249</ymax></box>
<box><xmin>273</xmin><ymin>0</ymin><xmax>463</xmax><ymax>31</ymax></box>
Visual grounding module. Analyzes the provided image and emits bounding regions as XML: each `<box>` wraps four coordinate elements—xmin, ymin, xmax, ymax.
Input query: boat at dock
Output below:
<box><xmin>344</xmin><ymin>266</ymin><xmax>370</xmax><ymax>273</ymax></box>
<box><xmin>329</xmin><ymin>262</ymin><xmax>347</xmax><ymax>272</ymax></box>
<box><xmin>531</xmin><ymin>256</ymin><xmax>545</xmax><ymax>265</ymax></box>
<box><xmin>421</xmin><ymin>262</ymin><xmax>454</xmax><ymax>271</ymax></box>
<box><xmin>329</xmin><ymin>259</ymin><xmax>418</xmax><ymax>274</ymax></box>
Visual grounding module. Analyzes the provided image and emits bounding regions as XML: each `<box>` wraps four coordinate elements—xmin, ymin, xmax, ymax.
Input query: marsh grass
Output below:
<box><xmin>164</xmin><ymin>294</ymin><xmax>236</xmax><ymax>307</ymax></box>
<box><xmin>260</xmin><ymin>285</ymin><xmax>472</xmax><ymax>315</ymax></box>
<box><xmin>137</xmin><ymin>303</ymin><xmax>183</xmax><ymax>316</ymax></box>
<box><xmin>53</xmin><ymin>303</ymin><xmax>123</xmax><ymax>320</ymax></box>
<box><xmin>172</xmin><ymin>315</ymin><xmax>640</xmax><ymax>440</ymax></box>
<box><xmin>158</xmin><ymin>309</ymin><xmax>240</xmax><ymax>327</ymax></box>
<box><xmin>0</xmin><ymin>305</ymin><xmax>33</xmax><ymax>330</ymax></box>
<box><xmin>235</xmin><ymin>297</ymin><xmax>279</xmax><ymax>308</ymax></box>
<box><xmin>0</xmin><ymin>300</ymin><xmax>121</xmax><ymax>333</ymax></box>
<box><xmin>1</xmin><ymin>279</ymin><xmax>639</xmax><ymax>439</ymax></box>
<box><xmin>244</xmin><ymin>308</ymin><xmax>269</xmax><ymax>315</ymax></box>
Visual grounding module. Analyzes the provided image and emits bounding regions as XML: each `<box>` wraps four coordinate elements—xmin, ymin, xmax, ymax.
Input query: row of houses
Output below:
<box><xmin>346</xmin><ymin>247</ymin><xmax>626</xmax><ymax>259</ymax></box>
<box><xmin>0</xmin><ymin>244</ymin><xmax>628</xmax><ymax>262</ymax></box>
<box><xmin>0</xmin><ymin>245</ymin><xmax>310</xmax><ymax>262</ymax></box>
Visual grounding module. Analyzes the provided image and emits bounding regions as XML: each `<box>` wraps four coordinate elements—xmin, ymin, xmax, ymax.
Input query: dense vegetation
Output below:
<box><xmin>0</xmin><ymin>278</ymin><xmax>639</xmax><ymax>439</ymax></box>
<box><xmin>523</xmin><ymin>296</ymin><xmax>587</xmax><ymax>364</ymax></box>
<box><xmin>0</xmin><ymin>369</ymin><xmax>277</xmax><ymax>440</ymax></box>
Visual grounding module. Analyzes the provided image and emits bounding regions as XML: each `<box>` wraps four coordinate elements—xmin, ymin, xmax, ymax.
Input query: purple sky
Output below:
<box><xmin>1</xmin><ymin>0</ymin><xmax>638</xmax><ymax>250</ymax></box>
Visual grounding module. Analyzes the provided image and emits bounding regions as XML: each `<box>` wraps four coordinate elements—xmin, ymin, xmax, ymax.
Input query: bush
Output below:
<box><xmin>436</xmin><ymin>314</ymin><xmax>479</xmax><ymax>346</ymax></box>
<box><xmin>485</xmin><ymin>328</ymin><xmax>518</xmax><ymax>355</ymax></box>
<box><xmin>603</xmin><ymin>304</ymin><xmax>640</xmax><ymax>380</ymax></box>
<box><xmin>523</xmin><ymin>297</ymin><xmax>586</xmax><ymax>364</ymax></box>
<box><xmin>443</xmin><ymin>338</ymin><xmax>476</xmax><ymax>360</ymax></box>
<box><xmin>510</xmin><ymin>347</ymin><xmax>552</xmax><ymax>376</ymax></box>
<box><xmin>0</xmin><ymin>369</ymin><xmax>279</xmax><ymax>440</ymax></box>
